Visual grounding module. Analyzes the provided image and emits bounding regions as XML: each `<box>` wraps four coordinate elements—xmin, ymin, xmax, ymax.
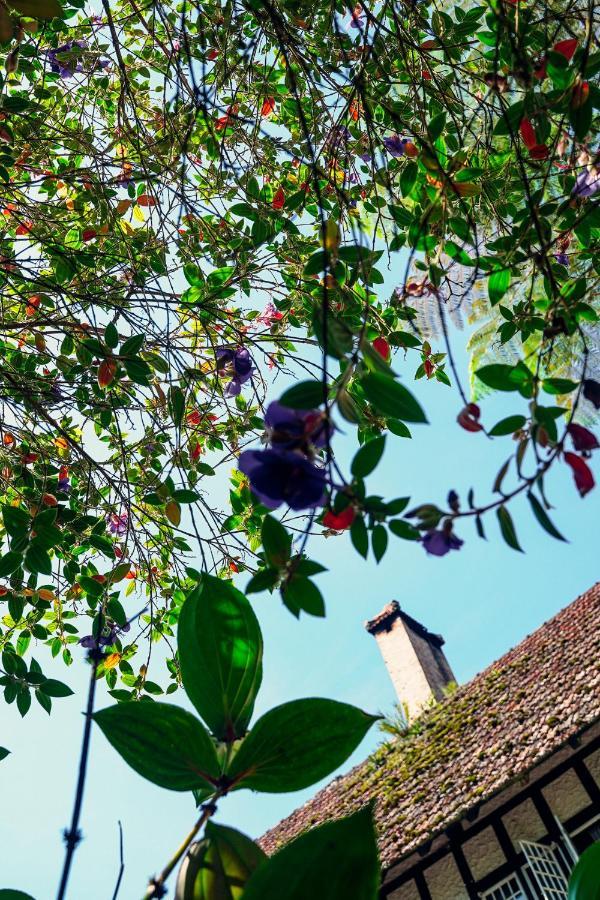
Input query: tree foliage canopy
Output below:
<box><xmin>0</xmin><ymin>0</ymin><xmax>599</xmax><ymax>895</ymax></box>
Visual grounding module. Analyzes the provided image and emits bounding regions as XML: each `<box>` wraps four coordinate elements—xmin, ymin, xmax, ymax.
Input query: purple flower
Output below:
<box><xmin>264</xmin><ymin>401</ymin><xmax>331</xmax><ymax>451</ymax></box>
<box><xmin>359</xmin><ymin>152</ymin><xmax>372</xmax><ymax>162</ymax></box>
<box><xmin>238</xmin><ymin>448</ymin><xmax>327</xmax><ymax>510</ymax></box>
<box><xmin>215</xmin><ymin>346</ymin><xmax>254</xmax><ymax>397</ymax></box>
<box><xmin>47</xmin><ymin>40</ymin><xmax>87</xmax><ymax>79</ymax></box>
<box><xmin>422</xmin><ymin>528</ymin><xmax>463</xmax><ymax>557</ymax></box>
<box><xmin>80</xmin><ymin>621</ymin><xmax>130</xmax><ymax>651</ymax></box>
<box><xmin>108</xmin><ymin>512</ymin><xmax>128</xmax><ymax>536</ymax></box>
<box><xmin>256</xmin><ymin>302</ymin><xmax>283</xmax><ymax>327</ymax></box>
<box><xmin>383</xmin><ymin>135</ymin><xmax>409</xmax><ymax>158</ymax></box>
<box><xmin>572</xmin><ymin>167</ymin><xmax>600</xmax><ymax>198</ymax></box>
<box><xmin>347</xmin><ymin>5</ymin><xmax>366</xmax><ymax>29</ymax></box>
<box><xmin>555</xmin><ymin>252</ymin><xmax>569</xmax><ymax>266</ymax></box>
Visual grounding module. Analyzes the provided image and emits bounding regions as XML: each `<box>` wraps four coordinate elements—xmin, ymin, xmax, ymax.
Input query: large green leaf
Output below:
<box><xmin>175</xmin><ymin>822</ymin><xmax>265</xmax><ymax>900</ymax></box>
<box><xmin>241</xmin><ymin>807</ymin><xmax>380</xmax><ymax>900</ymax></box>
<box><xmin>10</xmin><ymin>0</ymin><xmax>63</xmax><ymax>18</ymax></box>
<box><xmin>360</xmin><ymin>373</ymin><xmax>427</xmax><ymax>423</ymax></box>
<box><xmin>93</xmin><ymin>702</ymin><xmax>221</xmax><ymax>792</ymax></box>
<box><xmin>0</xmin><ymin>891</ymin><xmax>37</xmax><ymax>900</ymax></box>
<box><xmin>569</xmin><ymin>841</ymin><xmax>600</xmax><ymax>900</ymax></box>
<box><xmin>226</xmin><ymin>699</ymin><xmax>378</xmax><ymax>792</ymax></box>
<box><xmin>178</xmin><ymin>576</ymin><xmax>263</xmax><ymax>741</ymax></box>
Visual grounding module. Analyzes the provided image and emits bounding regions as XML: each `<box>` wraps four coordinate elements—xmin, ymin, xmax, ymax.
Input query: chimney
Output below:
<box><xmin>365</xmin><ymin>601</ymin><xmax>455</xmax><ymax>720</ymax></box>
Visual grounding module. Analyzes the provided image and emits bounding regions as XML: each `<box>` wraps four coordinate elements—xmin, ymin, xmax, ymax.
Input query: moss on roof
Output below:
<box><xmin>260</xmin><ymin>583</ymin><xmax>600</xmax><ymax>869</ymax></box>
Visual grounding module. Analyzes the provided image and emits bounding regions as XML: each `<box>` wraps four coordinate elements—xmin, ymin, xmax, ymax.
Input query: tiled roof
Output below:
<box><xmin>260</xmin><ymin>583</ymin><xmax>600</xmax><ymax>869</ymax></box>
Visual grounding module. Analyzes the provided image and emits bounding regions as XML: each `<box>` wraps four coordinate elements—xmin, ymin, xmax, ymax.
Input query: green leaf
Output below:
<box><xmin>350</xmin><ymin>516</ymin><xmax>369</xmax><ymax>558</ymax></box>
<box><xmin>351</xmin><ymin>436</ymin><xmax>385</xmax><ymax>479</ymax></box>
<box><xmin>0</xmin><ymin>747</ymin><xmax>10</xmax><ymax>762</ymax></box>
<box><xmin>496</xmin><ymin>506</ymin><xmax>523</xmax><ymax>552</ymax></box>
<box><xmin>0</xmin><ymin>551</ymin><xmax>22</xmax><ymax>578</ymax></box>
<box><xmin>303</xmin><ymin>250</ymin><xmax>327</xmax><ymax>276</ymax></box>
<box><xmin>281</xmin><ymin>577</ymin><xmax>325</xmax><ymax>618</ymax></box>
<box><xmin>400</xmin><ymin>162</ymin><xmax>418</xmax><ymax>198</ymax></box>
<box><xmin>279</xmin><ymin>380</ymin><xmax>325</xmax><ymax>409</ymax></box>
<box><xmin>527</xmin><ymin>493</ymin><xmax>566</xmax><ymax>542</ymax></box>
<box><xmin>241</xmin><ymin>807</ymin><xmax>379</xmax><ymax>900</ymax></box>
<box><xmin>178</xmin><ymin>576</ymin><xmax>263</xmax><ymax>741</ymax></box>
<box><xmin>168</xmin><ymin>386</ymin><xmax>185</xmax><ymax>426</ymax></box>
<box><xmin>2</xmin><ymin>505</ymin><xmax>30</xmax><ymax>537</ymax></box>
<box><xmin>245</xmin><ymin>568</ymin><xmax>279</xmax><ymax>594</ymax></box>
<box><xmin>104</xmin><ymin>321</ymin><xmax>119</xmax><ymax>349</ymax></box>
<box><xmin>488</xmin><ymin>415</ymin><xmax>526</xmax><ymax>436</ymax></box>
<box><xmin>488</xmin><ymin>268</ymin><xmax>511</xmax><ymax>306</ymax></box>
<box><xmin>261</xmin><ymin>515</ymin><xmax>291</xmax><ymax>567</ymax></box>
<box><xmin>361</xmin><ymin>373</ymin><xmax>427</xmax><ymax>423</ymax></box>
<box><xmin>226</xmin><ymin>699</ymin><xmax>378</xmax><ymax>793</ymax></box>
<box><xmin>0</xmin><ymin>892</ymin><xmax>37</xmax><ymax>900</ymax></box>
<box><xmin>93</xmin><ymin>702</ymin><xmax>220</xmax><ymax>791</ymax></box>
<box><xmin>568</xmin><ymin>841</ymin><xmax>600</xmax><ymax>900</ymax></box>
<box><xmin>542</xmin><ymin>378</ymin><xmax>578</xmax><ymax>395</ymax></box>
<box><xmin>10</xmin><ymin>0</ymin><xmax>63</xmax><ymax>16</ymax></box>
<box><xmin>389</xmin><ymin>519</ymin><xmax>421</xmax><ymax>540</ymax></box>
<box><xmin>87</xmin><ymin>534</ymin><xmax>115</xmax><ymax>558</ymax></box>
<box><xmin>371</xmin><ymin>525</ymin><xmax>388</xmax><ymax>563</ymax></box>
<box><xmin>24</xmin><ymin>542</ymin><xmax>52</xmax><ymax>575</ymax></box>
<box><xmin>120</xmin><ymin>334</ymin><xmax>145</xmax><ymax>356</ymax></box>
<box><xmin>39</xmin><ymin>679</ymin><xmax>74</xmax><ymax>698</ymax></box>
<box><xmin>171</xmin><ymin>490</ymin><xmax>200</xmax><ymax>504</ymax></box>
<box><xmin>475</xmin><ymin>364</ymin><xmax>520</xmax><ymax>392</ymax></box>
<box><xmin>175</xmin><ymin>822</ymin><xmax>266</xmax><ymax>900</ymax></box>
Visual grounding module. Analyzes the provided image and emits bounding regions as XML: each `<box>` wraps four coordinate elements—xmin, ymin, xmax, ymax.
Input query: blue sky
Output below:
<box><xmin>2</xmin><ymin>303</ymin><xmax>599</xmax><ymax>898</ymax></box>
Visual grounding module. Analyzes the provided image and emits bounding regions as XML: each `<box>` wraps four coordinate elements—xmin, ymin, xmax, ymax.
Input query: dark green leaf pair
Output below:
<box><xmin>94</xmin><ymin>576</ymin><xmax>378</xmax><ymax>796</ymax></box>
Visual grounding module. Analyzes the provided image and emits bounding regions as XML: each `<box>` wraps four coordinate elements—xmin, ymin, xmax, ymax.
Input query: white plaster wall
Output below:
<box><xmin>502</xmin><ymin>797</ymin><xmax>546</xmax><ymax>843</ymax></box>
<box><xmin>463</xmin><ymin>826</ymin><xmax>506</xmax><ymax>881</ymax></box>
<box><xmin>543</xmin><ymin>768</ymin><xmax>593</xmax><ymax>821</ymax></box>
<box><xmin>585</xmin><ymin>748</ymin><xmax>600</xmax><ymax>787</ymax></box>
<box><xmin>423</xmin><ymin>853</ymin><xmax>469</xmax><ymax>900</ymax></box>
<box><xmin>388</xmin><ymin>878</ymin><xmax>421</xmax><ymax>900</ymax></box>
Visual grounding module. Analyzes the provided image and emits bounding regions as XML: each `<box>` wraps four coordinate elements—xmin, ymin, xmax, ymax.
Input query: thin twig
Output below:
<box><xmin>55</xmin><ymin>622</ymin><xmax>103</xmax><ymax>900</ymax></box>
<box><xmin>111</xmin><ymin>821</ymin><xmax>125</xmax><ymax>900</ymax></box>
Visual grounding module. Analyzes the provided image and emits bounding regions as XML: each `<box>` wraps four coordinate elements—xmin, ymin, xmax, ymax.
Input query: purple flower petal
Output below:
<box><xmin>422</xmin><ymin>529</ymin><xmax>463</xmax><ymax>556</ymax></box>
<box><xmin>239</xmin><ymin>448</ymin><xmax>327</xmax><ymax>511</ymax></box>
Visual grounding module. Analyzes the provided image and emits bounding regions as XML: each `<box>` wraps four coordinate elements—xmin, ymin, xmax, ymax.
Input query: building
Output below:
<box><xmin>260</xmin><ymin>584</ymin><xmax>600</xmax><ymax>899</ymax></box>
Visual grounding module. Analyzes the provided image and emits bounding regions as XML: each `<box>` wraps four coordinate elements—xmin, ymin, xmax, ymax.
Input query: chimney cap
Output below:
<box><xmin>364</xmin><ymin>601</ymin><xmax>445</xmax><ymax>649</ymax></box>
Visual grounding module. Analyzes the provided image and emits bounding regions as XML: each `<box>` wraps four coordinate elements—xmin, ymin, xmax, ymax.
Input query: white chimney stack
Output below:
<box><xmin>365</xmin><ymin>601</ymin><xmax>455</xmax><ymax>721</ymax></box>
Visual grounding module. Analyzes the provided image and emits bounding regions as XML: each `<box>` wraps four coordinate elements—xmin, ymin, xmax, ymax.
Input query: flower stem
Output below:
<box><xmin>143</xmin><ymin>797</ymin><xmax>220</xmax><ymax>899</ymax></box>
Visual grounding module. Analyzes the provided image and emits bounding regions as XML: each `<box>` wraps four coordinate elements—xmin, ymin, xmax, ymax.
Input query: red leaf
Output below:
<box><xmin>567</xmin><ymin>424</ymin><xmax>599</xmax><ymax>452</ymax></box>
<box><xmin>372</xmin><ymin>336</ymin><xmax>390</xmax><ymax>359</ymax></box>
<box><xmin>457</xmin><ymin>403</ymin><xmax>483</xmax><ymax>433</ymax></box>
<box><xmin>519</xmin><ymin>118</ymin><xmax>537</xmax><ymax>150</ymax></box>
<box><xmin>272</xmin><ymin>187</ymin><xmax>285</xmax><ymax>210</ymax></box>
<box><xmin>261</xmin><ymin>97</ymin><xmax>275</xmax><ymax>117</ymax></box>
<box><xmin>98</xmin><ymin>359</ymin><xmax>117</xmax><ymax>390</ymax></box>
<box><xmin>554</xmin><ymin>39</ymin><xmax>578</xmax><ymax>60</ymax></box>
<box><xmin>564</xmin><ymin>451</ymin><xmax>595</xmax><ymax>497</ymax></box>
<box><xmin>82</xmin><ymin>228</ymin><xmax>97</xmax><ymax>242</ymax></box>
<box><xmin>571</xmin><ymin>81</ymin><xmax>590</xmax><ymax>110</ymax></box>
<box><xmin>323</xmin><ymin>506</ymin><xmax>356</xmax><ymax>530</ymax></box>
<box><xmin>529</xmin><ymin>144</ymin><xmax>549</xmax><ymax>160</ymax></box>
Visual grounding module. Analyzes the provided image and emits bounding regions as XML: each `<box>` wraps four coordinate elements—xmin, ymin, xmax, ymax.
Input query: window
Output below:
<box><xmin>482</xmin><ymin>874</ymin><xmax>527</xmax><ymax>900</ymax></box>
<box><xmin>571</xmin><ymin>813</ymin><xmax>600</xmax><ymax>855</ymax></box>
<box><xmin>520</xmin><ymin>841</ymin><xmax>569</xmax><ymax>899</ymax></box>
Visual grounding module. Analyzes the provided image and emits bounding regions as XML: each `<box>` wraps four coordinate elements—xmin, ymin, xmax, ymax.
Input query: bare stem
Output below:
<box><xmin>143</xmin><ymin>797</ymin><xmax>220</xmax><ymax>899</ymax></box>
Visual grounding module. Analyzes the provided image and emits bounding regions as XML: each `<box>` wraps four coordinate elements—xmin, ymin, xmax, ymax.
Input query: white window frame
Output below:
<box><xmin>519</xmin><ymin>840</ymin><xmax>570</xmax><ymax>900</ymax></box>
<box><xmin>481</xmin><ymin>873</ymin><xmax>527</xmax><ymax>900</ymax></box>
